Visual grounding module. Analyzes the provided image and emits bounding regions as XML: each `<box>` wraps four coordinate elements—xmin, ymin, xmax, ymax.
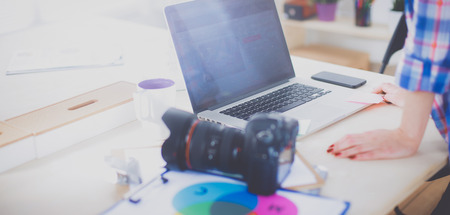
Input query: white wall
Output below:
<box><xmin>0</xmin><ymin>0</ymin><xmax>190</xmax><ymax>35</ymax></box>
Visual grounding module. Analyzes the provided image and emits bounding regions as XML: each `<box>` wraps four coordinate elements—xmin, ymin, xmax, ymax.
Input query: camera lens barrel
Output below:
<box><xmin>189</xmin><ymin>122</ymin><xmax>223</xmax><ymax>170</ymax></box>
<box><xmin>218</xmin><ymin>128</ymin><xmax>245</xmax><ymax>173</ymax></box>
<box><xmin>187</xmin><ymin>121</ymin><xmax>246</xmax><ymax>176</ymax></box>
<box><xmin>162</xmin><ymin>108</ymin><xmax>246</xmax><ymax>176</ymax></box>
<box><xmin>161</xmin><ymin>108</ymin><xmax>198</xmax><ymax>171</ymax></box>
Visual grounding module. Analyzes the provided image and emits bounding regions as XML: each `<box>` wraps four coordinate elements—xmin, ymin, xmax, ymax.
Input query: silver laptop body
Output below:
<box><xmin>164</xmin><ymin>0</ymin><xmax>368</xmax><ymax>136</ymax></box>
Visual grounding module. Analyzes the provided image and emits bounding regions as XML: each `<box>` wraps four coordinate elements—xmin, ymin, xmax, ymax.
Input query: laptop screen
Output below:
<box><xmin>165</xmin><ymin>0</ymin><xmax>295</xmax><ymax>113</ymax></box>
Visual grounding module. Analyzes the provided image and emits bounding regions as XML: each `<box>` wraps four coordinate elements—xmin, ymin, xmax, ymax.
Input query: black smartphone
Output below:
<box><xmin>311</xmin><ymin>71</ymin><xmax>367</xmax><ymax>89</ymax></box>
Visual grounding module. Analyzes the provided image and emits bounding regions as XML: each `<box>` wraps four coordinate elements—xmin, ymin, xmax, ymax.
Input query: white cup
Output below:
<box><xmin>133</xmin><ymin>79</ymin><xmax>176</xmax><ymax>139</ymax></box>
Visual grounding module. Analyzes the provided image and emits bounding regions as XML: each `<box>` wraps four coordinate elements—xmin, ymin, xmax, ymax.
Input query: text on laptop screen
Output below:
<box><xmin>165</xmin><ymin>0</ymin><xmax>295</xmax><ymax>113</ymax></box>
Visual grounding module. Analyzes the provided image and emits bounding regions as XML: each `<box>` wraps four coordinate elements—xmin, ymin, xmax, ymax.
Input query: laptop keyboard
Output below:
<box><xmin>220</xmin><ymin>83</ymin><xmax>331</xmax><ymax>120</ymax></box>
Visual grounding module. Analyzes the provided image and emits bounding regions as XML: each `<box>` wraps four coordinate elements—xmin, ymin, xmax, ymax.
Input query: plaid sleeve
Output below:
<box><xmin>395</xmin><ymin>0</ymin><xmax>450</xmax><ymax>94</ymax></box>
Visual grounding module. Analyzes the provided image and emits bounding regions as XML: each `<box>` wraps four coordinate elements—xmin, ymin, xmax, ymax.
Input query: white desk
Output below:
<box><xmin>0</xmin><ymin>17</ymin><xmax>448</xmax><ymax>215</ymax></box>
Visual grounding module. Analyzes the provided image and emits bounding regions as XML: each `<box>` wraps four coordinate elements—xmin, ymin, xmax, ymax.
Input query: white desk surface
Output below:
<box><xmin>0</xmin><ymin>17</ymin><xmax>448</xmax><ymax>215</ymax></box>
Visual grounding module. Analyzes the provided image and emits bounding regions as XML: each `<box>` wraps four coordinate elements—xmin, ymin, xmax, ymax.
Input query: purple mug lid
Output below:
<box><xmin>138</xmin><ymin>79</ymin><xmax>174</xmax><ymax>89</ymax></box>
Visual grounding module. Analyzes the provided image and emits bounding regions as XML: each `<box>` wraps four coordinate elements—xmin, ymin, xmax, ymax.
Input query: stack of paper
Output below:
<box><xmin>7</xmin><ymin>45</ymin><xmax>123</xmax><ymax>75</ymax></box>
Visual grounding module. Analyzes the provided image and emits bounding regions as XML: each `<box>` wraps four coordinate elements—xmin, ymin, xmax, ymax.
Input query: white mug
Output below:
<box><xmin>133</xmin><ymin>79</ymin><xmax>176</xmax><ymax>137</ymax></box>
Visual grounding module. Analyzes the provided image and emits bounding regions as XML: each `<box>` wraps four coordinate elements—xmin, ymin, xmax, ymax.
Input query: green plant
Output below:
<box><xmin>314</xmin><ymin>0</ymin><xmax>338</xmax><ymax>4</ymax></box>
<box><xmin>392</xmin><ymin>0</ymin><xmax>404</xmax><ymax>11</ymax></box>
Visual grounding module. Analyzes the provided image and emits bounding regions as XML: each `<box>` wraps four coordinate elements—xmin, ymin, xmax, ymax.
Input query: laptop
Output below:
<box><xmin>164</xmin><ymin>0</ymin><xmax>368</xmax><ymax>136</ymax></box>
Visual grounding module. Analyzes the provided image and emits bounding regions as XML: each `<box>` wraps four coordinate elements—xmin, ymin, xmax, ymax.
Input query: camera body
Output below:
<box><xmin>161</xmin><ymin>108</ymin><xmax>299</xmax><ymax>195</ymax></box>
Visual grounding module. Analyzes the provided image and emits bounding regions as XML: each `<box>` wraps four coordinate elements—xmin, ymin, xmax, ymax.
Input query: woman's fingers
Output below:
<box><xmin>329</xmin><ymin>129</ymin><xmax>419</xmax><ymax>160</ymax></box>
<box><xmin>372</xmin><ymin>83</ymin><xmax>407</xmax><ymax>107</ymax></box>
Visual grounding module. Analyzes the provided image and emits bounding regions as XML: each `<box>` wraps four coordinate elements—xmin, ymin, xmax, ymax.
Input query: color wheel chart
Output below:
<box><xmin>103</xmin><ymin>171</ymin><xmax>349</xmax><ymax>215</ymax></box>
<box><xmin>173</xmin><ymin>182</ymin><xmax>297</xmax><ymax>215</ymax></box>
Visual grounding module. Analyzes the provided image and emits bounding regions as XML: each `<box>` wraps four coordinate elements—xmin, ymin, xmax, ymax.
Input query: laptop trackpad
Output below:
<box><xmin>284</xmin><ymin>103</ymin><xmax>347</xmax><ymax>132</ymax></box>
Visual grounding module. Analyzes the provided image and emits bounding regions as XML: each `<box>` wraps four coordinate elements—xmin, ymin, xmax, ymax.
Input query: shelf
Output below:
<box><xmin>282</xmin><ymin>17</ymin><xmax>391</xmax><ymax>41</ymax></box>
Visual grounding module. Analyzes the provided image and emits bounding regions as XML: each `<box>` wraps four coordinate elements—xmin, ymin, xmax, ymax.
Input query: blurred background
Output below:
<box><xmin>0</xmin><ymin>0</ymin><xmax>178</xmax><ymax>35</ymax></box>
<box><xmin>0</xmin><ymin>0</ymin><xmax>397</xmax><ymax>74</ymax></box>
<box><xmin>0</xmin><ymin>0</ymin><xmax>391</xmax><ymax>34</ymax></box>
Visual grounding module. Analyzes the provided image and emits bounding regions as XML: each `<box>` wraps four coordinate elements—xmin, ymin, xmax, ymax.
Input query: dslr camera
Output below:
<box><xmin>161</xmin><ymin>108</ymin><xmax>299</xmax><ymax>195</ymax></box>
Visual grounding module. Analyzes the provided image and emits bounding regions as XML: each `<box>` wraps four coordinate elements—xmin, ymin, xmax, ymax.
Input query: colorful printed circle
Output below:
<box><xmin>173</xmin><ymin>182</ymin><xmax>297</xmax><ymax>215</ymax></box>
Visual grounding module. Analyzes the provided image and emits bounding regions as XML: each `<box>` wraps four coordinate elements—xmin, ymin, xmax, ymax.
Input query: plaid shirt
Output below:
<box><xmin>395</xmin><ymin>0</ymin><xmax>450</xmax><ymax>147</ymax></box>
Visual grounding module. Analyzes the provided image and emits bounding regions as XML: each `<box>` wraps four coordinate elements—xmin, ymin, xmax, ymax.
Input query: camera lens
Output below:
<box><xmin>161</xmin><ymin>108</ymin><xmax>197</xmax><ymax>171</ymax></box>
<box><xmin>162</xmin><ymin>108</ymin><xmax>246</xmax><ymax>177</ymax></box>
<box><xmin>189</xmin><ymin>122</ymin><xmax>245</xmax><ymax>175</ymax></box>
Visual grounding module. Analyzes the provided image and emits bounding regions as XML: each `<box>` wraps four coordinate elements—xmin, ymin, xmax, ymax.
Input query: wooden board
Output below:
<box><xmin>0</xmin><ymin>121</ymin><xmax>32</xmax><ymax>147</ymax></box>
<box><xmin>6</xmin><ymin>81</ymin><xmax>136</xmax><ymax>135</ymax></box>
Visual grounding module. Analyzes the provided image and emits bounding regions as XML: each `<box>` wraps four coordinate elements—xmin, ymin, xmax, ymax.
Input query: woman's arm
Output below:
<box><xmin>329</xmin><ymin>90</ymin><xmax>434</xmax><ymax>160</ymax></box>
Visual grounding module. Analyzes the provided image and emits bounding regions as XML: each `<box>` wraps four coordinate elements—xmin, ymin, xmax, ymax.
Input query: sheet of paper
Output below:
<box><xmin>297</xmin><ymin>119</ymin><xmax>311</xmax><ymax>137</ymax></box>
<box><xmin>346</xmin><ymin>92</ymin><xmax>384</xmax><ymax>104</ymax></box>
<box><xmin>123</xmin><ymin>147</ymin><xmax>167</xmax><ymax>183</ymax></box>
<box><xmin>281</xmin><ymin>154</ymin><xmax>318</xmax><ymax>188</ymax></box>
<box><xmin>7</xmin><ymin>45</ymin><xmax>123</xmax><ymax>75</ymax></box>
<box><xmin>301</xmin><ymin>165</ymin><xmax>328</xmax><ymax>195</ymax></box>
<box><xmin>104</xmin><ymin>171</ymin><xmax>349</xmax><ymax>215</ymax></box>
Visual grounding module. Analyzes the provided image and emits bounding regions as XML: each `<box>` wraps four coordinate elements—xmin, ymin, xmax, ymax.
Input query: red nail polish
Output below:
<box><xmin>329</xmin><ymin>144</ymin><xmax>335</xmax><ymax>148</ymax></box>
<box><xmin>327</xmin><ymin>148</ymin><xmax>333</xmax><ymax>153</ymax></box>
<box><xmin>334</xmin><ymin>152</ymin><xmax>341</xmax><ymax>156</ymax></box>
<box><xmin>349</xmin><ymin>155</ymin><xmax>356</xmax><ymax>159</ymax></box>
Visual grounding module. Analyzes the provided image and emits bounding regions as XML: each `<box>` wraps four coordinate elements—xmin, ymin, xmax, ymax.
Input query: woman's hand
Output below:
<box><xmin>372</xmin><ymin>83</ymin><xmax>408</xmax><ymax>107</ymax></box>
<box><xmin>329</xmin><ymin>89</ymin><xmax>434</xmax><ymax>161</ymax></box>
<box><xmin>327</xmin><ymin>128</ymin><xmax>421</xmax><ymax>160</ymax></box>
